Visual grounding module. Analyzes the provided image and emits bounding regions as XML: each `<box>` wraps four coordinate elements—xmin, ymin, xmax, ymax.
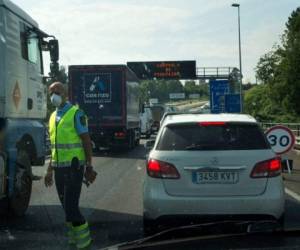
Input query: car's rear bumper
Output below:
<box><xmin>143</xmin><ymin>177</ymin><xmax>285</xmax><ymax>220</ymax></box>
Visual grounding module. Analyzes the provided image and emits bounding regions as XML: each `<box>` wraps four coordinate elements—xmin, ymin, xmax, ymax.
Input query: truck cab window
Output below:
<box><xmin>27</xmin><ymin>33</ymin><xmax>39</xmax><ymax>64</ymax></box>
<box><xmin>19</xmin><ymin>23</ymin><xmax>42</xmax><ymax>73</ymax></box>
<box><xmin>20</xmin><ymin>23</ymin><xmax>28</xmax><ymax>60</ymax></box>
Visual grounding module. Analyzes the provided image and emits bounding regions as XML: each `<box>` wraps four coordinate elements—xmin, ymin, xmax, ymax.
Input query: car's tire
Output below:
<box><xmin>9</xmin><ymin>150</ymin><xmax>32</xmax><ymax>217</ymax></box>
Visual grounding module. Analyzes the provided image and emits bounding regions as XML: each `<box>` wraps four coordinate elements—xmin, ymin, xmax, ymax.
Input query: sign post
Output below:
<box><xmin>265</xmin><ymin>125</ymin><xmax>296</xmax><ymax>174</ymax></box>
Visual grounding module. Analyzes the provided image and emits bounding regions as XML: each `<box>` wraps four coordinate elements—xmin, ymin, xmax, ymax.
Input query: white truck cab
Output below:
<box><xmin>0</xmin><ymin>0</ymin><xmax>59</xmax><ymax>216</ymax></box>
<box><xmin>140</xmin><ymin>105</ymin><xmax>153</xmax><ymax>139</ymax></box>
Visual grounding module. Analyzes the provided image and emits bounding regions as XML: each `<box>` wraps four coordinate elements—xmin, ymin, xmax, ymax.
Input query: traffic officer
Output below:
<box><xmin>44</xmin><ymin>82</ymin><xmax>97</xmax><ymax>249</ymax></box>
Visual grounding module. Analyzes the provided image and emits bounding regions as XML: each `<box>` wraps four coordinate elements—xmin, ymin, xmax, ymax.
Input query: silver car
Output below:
<box><xmin>143</xmin><ymin>113</ymin><xmax>285</xmax><ymax>233</ymax></box>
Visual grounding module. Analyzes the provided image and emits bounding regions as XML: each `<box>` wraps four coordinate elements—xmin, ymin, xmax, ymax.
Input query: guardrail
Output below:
<box><xmin>260</xmin><ymin>122</ymin><xmax>300</xmax><ymax>150</ymax></box>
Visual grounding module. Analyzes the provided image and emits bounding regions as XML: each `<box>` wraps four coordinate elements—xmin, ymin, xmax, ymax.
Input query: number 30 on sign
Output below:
<box><xmin>265</xmin><ymin>125</ymin><xmax>295</xmax><ymax>155</ymax></box>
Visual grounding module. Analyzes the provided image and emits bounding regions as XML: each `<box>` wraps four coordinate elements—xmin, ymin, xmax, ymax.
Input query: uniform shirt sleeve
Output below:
<box><xmin>74</xmin><ymin>110</ymin><xmax>89</xmax><ymax>135</ymax></box>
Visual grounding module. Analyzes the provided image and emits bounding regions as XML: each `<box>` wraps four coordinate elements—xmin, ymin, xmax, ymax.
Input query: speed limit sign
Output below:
<box><xmin>265</xmin><ymin>125</ymin><xmax>295</xmax><ymax>154</ymax></box>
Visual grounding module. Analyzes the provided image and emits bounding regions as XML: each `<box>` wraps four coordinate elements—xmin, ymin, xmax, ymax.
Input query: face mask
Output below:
<box><xmin>50</xmin><ymin>93</ymin><xmax>62</xmax><ymax>107</ymax></box>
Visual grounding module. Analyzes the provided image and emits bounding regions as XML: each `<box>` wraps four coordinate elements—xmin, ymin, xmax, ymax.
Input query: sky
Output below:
<box><xmin>13</xmin><ymin>0</ymin><xmax>300</xmax><ymax>83</ymax></box>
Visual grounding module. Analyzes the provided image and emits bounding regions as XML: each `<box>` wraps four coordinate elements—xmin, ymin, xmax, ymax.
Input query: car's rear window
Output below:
<box><xmin>156</xmin><ymin>123</ymin><xmax>270</xmax><ymax>151</ymax></box>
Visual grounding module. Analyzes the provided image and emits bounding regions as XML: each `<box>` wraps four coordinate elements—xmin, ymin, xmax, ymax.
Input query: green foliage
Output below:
<box><xmin>255</xmin><ymin>49</ymin><xmax>282</xmax><ymax>84</ymax></box>
<box><xmin>250</xmin><ymin>7</ymin><xmax>300</xmax><ymax>122</ymax></box>
<box><xmin>139</xmin><ymin>79</ymin><xmax>209</xmax><ymax>103</ymax></box>
<box><xmin>242</xmin><ymin>83</ymin><xmax>256</xmax><ymax>91</ymax></box>
<box><xmin>139</xmin><ymin>80</ymin><xmax>183</xmax><ymax>103</ymax></box>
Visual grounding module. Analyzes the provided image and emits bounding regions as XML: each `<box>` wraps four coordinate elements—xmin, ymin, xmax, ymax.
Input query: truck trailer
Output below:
<box><xmin>69</xmin><ymin>65</ymin><xmax>141</xmax><ymax>150</ymax></box>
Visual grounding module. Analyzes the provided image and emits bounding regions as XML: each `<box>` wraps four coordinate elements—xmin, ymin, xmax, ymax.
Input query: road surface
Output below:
<box><xmin>1</xmin><ymin>139</ymin><xmax>300</xmax><ymax>250</ymax></box>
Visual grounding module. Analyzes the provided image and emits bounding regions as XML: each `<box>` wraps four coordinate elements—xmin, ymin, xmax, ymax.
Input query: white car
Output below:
<box><xmin>143</xmin><ymin>113</ymin><xmax>285</xmax><ymax>233</ymax></box>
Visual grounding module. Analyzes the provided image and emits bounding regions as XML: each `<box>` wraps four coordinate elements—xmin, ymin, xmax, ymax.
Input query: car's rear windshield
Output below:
<box><xmin>156</xmin><ymin>122</ymin><xmax>270</xmax><ymax>151</ymax></box>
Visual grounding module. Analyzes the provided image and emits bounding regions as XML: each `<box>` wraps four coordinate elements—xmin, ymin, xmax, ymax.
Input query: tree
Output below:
<box><xmin>279</xmin><ymin>7</ymin><xmax>300</xmax><ymax>114</ymax></box>
<box><xmin>198</xmin><ymin>82</ymin><xmax>209</xmax><ymax>97</ymax></box>
<box><xmin>184</xmin><ymin>80</ymin><xmax>197</xmax><ymax>95</ymax></box>
<box><xmin>139</xmin><ymin>79</ymin><xmax>183</xmax><ymax>103</ymax></box>
<box><xmin>253</xmin><ymin>7</ymin><xmax>300</xmax><ymax>121</ymax></box>
<box><xmin>255</xmin><ymin>49</ymin><xmax>281</xmax><ymax>84</ymax></box>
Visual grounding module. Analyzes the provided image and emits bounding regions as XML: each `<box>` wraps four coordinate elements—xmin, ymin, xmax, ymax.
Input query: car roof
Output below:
<box><xmin>162</xmin><ymin>113</ymin><xmax>257</xmax><ymax>126</ymax></box>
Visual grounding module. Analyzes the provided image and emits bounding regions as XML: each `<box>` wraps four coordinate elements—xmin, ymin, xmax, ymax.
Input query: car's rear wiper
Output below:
<box><xmin>185</xmin><ymin>144</ymin><xmax>204</xmax><ymax>150</ymax></box>
<box><xmin>185</xmin><ymin>144</ymin><xmax>220</xmax><ymax>150</ymax></box>
<box><xmin>103</xmin><ymin>220</ymin><xmax>283</xmax><ymax>250</ymax></box>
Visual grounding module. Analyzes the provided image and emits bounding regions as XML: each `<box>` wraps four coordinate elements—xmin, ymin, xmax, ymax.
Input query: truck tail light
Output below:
<box><xmin>147</xmin><ymin>159</ymin><xmax>180</xmax><ymax>179</ymax></box>
<box><xmin>114</xmin><ymin>132</ymin><xmax>126</xmax><ymax>138</ymax></box>
<box><xmin>250</xmin><ymin>157</ymin><xmax>281</xmax><ymax>178</ymax></box>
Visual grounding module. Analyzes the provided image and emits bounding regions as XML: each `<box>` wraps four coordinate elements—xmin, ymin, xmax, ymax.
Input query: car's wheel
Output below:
<box><xmin>9</xmin><ymin>150</ymin><xmax>32</xmax><ymax>216</ymax></box>
<box><xmin>143</xmin><ymin>217</ymin><xmax>158</xmax><ymax>237</ymax></box>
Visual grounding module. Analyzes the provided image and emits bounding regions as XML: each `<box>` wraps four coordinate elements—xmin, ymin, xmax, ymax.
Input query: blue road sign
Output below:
<box><xmin>210</xmin><ymin>80</ymin><xmax>229</xmax><ymax>114</ymax></box>
<box><xmin>225</xmin><ymin>94</ymin><xmax>241</xmax><ymax>113</ymax></box>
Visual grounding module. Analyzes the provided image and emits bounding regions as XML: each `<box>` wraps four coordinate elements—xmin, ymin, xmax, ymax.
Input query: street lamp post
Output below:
<box><xmin>231</xmin><ymin>3</ymin><xmax>243</xmax><ymax>112</ymax></box>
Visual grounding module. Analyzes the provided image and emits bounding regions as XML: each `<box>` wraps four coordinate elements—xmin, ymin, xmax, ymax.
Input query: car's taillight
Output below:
<box><xmin>147</xmin><ymin>159</ymin><xmax>180</xmax><ymax>179</ymax></box>
<box><xmin>250</xmin><ymin>157</ymin><xmax>281</xmax><ymax>178</ymax></box>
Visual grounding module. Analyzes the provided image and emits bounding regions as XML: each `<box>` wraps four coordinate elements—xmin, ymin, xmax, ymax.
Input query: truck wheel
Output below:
<box><xmin>9</xmin><ymin>151</ymin><xmax>32</xmax><ymax>217</ymax></box>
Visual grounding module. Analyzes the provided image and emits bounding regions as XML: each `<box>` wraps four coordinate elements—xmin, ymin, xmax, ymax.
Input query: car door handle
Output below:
<box><xmin>184</xmin><ymin>166</ymin><xmax>246</xmax><ymax>171</ymax></box>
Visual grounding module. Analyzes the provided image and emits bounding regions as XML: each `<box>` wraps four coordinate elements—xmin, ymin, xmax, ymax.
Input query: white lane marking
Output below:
<box><xmin>285</xmin><ymin>187</ymin><xmax>300</xmax><ymax>202</ymax></box>
<box><xmin>137</xmin><ymin>166</ymin><xmax>142</xmax><ymax>170</ymax></box>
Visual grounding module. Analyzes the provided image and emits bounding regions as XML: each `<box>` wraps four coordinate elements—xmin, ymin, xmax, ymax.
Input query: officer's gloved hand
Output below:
<box><xmin>84</xmin><ymin>166</ymin><xmax>97</xmax><ymax>184</ymax></box>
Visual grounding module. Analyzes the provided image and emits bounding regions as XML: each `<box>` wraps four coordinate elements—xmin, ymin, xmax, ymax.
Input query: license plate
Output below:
<box><xmin>192</xmin><ymin>171</ymin><xmax>239</xmax><ymax>184</ymax></box>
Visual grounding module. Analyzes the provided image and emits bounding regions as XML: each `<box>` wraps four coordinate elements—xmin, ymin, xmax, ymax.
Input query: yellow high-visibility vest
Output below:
<box><xmin>49</xmin><ymin>106</ymin><xmax>85</xmax><ymax>167</ymax></box>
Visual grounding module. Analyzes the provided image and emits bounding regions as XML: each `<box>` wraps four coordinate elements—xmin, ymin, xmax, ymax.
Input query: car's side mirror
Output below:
<box><xmin>144</xmin><ymin>140</ymin><xmax>155</xmax><ymax>150</ymax></box>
